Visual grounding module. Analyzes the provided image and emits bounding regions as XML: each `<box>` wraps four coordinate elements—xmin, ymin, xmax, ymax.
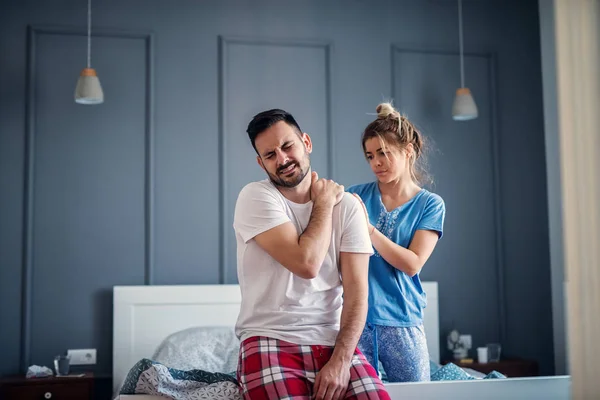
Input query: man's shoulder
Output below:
<box><xmin>334</xmin><ymin>193</ymin><xmax>363</xmax><ymax>220</ymax></box>
<box><xmin>234</xmin><ymin>180</ymin><xmax>288</xmax><ymax>229</ymax></box>
<box><xmin>238</xmin><ymin>179</ymin><xmax>278</xmax><ymax>199</ymax></box>
<box><xmin>235</xmin><ymin>180</ymin><xmax>285</xmax><ymax>219</ymax></box>
<box><xmin>337</xmin><ymin>192</ymin><xmax>361</xmax><ymax>209</ymax></box>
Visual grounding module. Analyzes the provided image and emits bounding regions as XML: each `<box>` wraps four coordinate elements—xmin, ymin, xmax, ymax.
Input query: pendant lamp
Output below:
<box><xmin>75</xmin><ymin>0</ymin><xmax>104</xmax><ymax>105</ymax></box>
<box><xmin>452</xmin><ymin>0</ymin><xmax>477</xmax><ymax>121</ymax></box>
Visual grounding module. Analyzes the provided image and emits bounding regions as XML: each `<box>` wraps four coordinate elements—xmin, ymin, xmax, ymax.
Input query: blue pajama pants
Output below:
<box><xmin>357</xmin><ymin>323</ymin><xmax>430</xmax><ymax>383</ymax></box>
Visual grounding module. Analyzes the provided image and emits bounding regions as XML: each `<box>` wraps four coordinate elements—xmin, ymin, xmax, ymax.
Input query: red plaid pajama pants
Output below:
<box><xmin>237</xmin><ymin>336</ymin><xmax>391</xmax><ymax>400</ymax></box>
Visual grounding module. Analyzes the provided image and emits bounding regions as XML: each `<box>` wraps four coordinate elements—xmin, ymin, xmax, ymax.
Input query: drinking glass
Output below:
<box><xmin>54</xmin><ymin>355</ymin><xmax>70</xmax><ymax>376</ymax></box>
<box><xmin>487</xmin><ymin>343</ymin><xmax>502</xmax><ymax>362</ymax></box>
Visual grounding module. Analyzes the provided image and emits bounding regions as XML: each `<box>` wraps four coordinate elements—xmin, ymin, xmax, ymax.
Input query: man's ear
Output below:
<box><xmin>256</xmin><ymin>155</ymin><xmax>265</xmax><ymax>170</ymax></box>
<box><xmin>302</xmin><ymin>132</ymin><xmax>313</xmax><ymax>154</ymax></box>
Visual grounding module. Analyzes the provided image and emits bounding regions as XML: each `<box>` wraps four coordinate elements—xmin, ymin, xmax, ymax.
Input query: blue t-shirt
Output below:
<box><xmin>347</xmin><ymin>182</ymin><xmax>445</xmax><ymax>327</ymax></box>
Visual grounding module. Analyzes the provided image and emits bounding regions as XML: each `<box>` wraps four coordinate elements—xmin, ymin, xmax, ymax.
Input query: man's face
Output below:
<box><xmin>254</xmin><ymin>121</ymin><xmax>312</xmax><ymax>188</ymax></box>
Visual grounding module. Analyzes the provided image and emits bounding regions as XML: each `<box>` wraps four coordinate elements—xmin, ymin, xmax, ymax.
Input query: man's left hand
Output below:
<box><xmin>313</xmin><ymin>358</ymin><xmax>351</xmax><ymax>400</ymax></box>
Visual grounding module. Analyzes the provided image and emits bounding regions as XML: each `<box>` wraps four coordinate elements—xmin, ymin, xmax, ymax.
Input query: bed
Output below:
<box><xmin>112</xmin><ymin>282</ymin><xmax>570</xmax><ymax>399</ymax></box>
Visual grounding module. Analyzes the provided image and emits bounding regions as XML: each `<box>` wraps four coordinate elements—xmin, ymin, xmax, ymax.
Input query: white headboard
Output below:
<box><xmin>112</xmin><ymin>282</ymin><xmax>439</xmax><ymax>393</ymax></box>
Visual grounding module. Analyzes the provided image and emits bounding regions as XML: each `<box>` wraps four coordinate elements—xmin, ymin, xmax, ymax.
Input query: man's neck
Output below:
<box><xmin>276</xmin><ymin>173</ymin><xmax>312</xmax><ymax>204</ymax></box>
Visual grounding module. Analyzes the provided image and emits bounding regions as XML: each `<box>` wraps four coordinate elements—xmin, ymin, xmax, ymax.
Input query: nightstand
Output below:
<box><xmin>444</xmin><ymin>358</ymin><xmax>539</xmax><ymax>378</ymax></box>
<box><xmin>0</xmin><ymin>373</ymin><xmax>94</xmax><ymax>400</ymax></box>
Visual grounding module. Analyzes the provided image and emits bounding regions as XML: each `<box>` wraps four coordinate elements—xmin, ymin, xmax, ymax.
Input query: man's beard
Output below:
<box><xmin>267</xmin><ymin>159</ymin><xmax>309</xmax><ymax>188</ymax></box>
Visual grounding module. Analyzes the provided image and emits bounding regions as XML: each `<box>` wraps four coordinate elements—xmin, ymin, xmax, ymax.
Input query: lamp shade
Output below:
<box><xmin>452</xmin><ymin>88</ymin><xmax>477</xmax><ymax>121</ymax></box>
<box><xmin>75</xmin><ymin>68</ymin><xmax>104</xmax><ymax>105</ymax></box>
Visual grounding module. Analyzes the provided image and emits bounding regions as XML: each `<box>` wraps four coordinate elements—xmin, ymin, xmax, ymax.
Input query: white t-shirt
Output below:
<box><xmin>233</xmin><ymin>179</ymin><xmax>373</xmax><ymax>346</ymax></box>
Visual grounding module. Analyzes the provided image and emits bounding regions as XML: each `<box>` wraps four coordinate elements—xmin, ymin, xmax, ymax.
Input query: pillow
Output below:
<box><xmin>152</xmin><ymin>326</ymin><xmax>240</xmax><ymax>373</ymax></box>
<box><xmin>430</xmin><ymin>363</ymin><xmax>476</xmax><ymax>381</ymax></box>
<box><xmin>429</xmin><ymin>359</ymin><xmax>442</xmax><ymax>375</ymax></box>
<box><xmin>120</xmin><ymin>358</ymin><xmax>242</xmax><ymax>400</ymax></box>
<box><xmin>462</xmin><ymin>367</ymin><xmax>486</xmax><ymax>379</ymax></box>
<box><xmin>483</xmin><ymin>370</ymin><xmax>507</xmax><ymax>379</ymax></box>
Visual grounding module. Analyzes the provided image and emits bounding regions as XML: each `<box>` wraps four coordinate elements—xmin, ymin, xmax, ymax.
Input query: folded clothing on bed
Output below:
<box><xmin>119</xmin><ymin>358</ymin><xmax>241</xmax><ymax>400</ymax></box>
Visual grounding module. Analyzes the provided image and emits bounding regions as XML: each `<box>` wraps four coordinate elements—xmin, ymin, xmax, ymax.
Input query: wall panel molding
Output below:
<box><xmin>217</xmin><ymin>36</ymin><xmax>333</xmax><ymax>284</ymax></box>
<box><xmin>20</xmin><ymin>25</ymin><xmax>155</xmax><ymax>372</ymax></box>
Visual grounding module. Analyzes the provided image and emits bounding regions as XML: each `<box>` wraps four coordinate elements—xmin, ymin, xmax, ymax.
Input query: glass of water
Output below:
<box><xmin>54</xmin><ymin>355</ymin><xmax>70</xmax><ymax>376</ymax></box>
<box><xmin>487</xmin><ymin>343</ymin><xmax>502</xmax><ymax>362</ymax></box>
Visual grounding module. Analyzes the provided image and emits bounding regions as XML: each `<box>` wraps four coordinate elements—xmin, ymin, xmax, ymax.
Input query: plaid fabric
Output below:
<box><xmin>237</xmin><ymin>336</ymin><xmax>390</xmax><ymax>400</ymax></box>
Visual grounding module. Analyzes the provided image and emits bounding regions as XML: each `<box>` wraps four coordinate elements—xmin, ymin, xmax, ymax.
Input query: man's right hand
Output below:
<box><xmin>310</xmin><ymin>171</ymin><xmax>344</xmax><ymax>207</ymax></box>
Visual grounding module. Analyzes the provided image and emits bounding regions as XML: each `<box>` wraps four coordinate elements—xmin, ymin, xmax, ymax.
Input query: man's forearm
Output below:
<box><xmin>297</xmin><ymin>200</ymin><xmax>334</xmax><ymax>274</ymax></box>
<box><xmin>330</xmin><ymin>292</ymin><xmax>368</xmax><ymax>365</ymax></box>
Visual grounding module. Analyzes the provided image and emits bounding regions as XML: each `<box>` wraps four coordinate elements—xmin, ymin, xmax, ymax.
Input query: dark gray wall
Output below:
<box><xmin>0</xmin><ymin>0</ymin><xmax>555</xmax><ymax>378</ymax></box>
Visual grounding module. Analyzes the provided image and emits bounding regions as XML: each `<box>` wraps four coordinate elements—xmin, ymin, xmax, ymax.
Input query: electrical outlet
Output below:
<box><xmin>459</xmin><ymin>334</ymin><xmax>472</xmax><ymax>350</ymax></box>
<box><xmin>67</xmin><ymin>348</ymin><xmax>97</xmax><ymax>365</ymax></box>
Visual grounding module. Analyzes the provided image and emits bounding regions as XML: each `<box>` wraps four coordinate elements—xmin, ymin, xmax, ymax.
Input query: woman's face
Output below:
<box><xmin>364</xmin><ymin>136</ymin><xmax>410</xmax><ymax>184</ymax></box>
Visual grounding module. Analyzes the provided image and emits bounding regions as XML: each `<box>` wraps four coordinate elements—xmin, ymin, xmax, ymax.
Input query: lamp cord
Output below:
<box><xmin>87</xmin><ymin>0</ymin><xmax>92</xmax><ymax>69</ymax></box>
<box><xmin>458</xmin><ymin>0</ymin><xmax>465</xmax><ymax>88</ymax></box>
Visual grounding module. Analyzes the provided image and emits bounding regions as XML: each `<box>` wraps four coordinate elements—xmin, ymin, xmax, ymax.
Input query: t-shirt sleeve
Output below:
<box><xmin>339</xmin><ymin>193</ymin><xmax>374</xmax><ymax>254</ymax></box>
<box><xmin>233</xmin><ymin>183</ymin><xmax>290</xmax><ymax>244</ymax></box>
<box><xmin>417</xmin><ymin>194</ymin><xmax>446</xmax><ymax>239</ymax></box>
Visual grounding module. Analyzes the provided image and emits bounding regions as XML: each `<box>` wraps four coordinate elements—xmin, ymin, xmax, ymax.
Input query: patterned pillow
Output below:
<box><xmin>430</xmin><ymin>363</ymin><xmax>477</xmax><ymax>381</ymax></box>
<box><xmin>120</xmin><ymin>358</ymin><xmax>242</xmax><ymax>400</ymax></box>
<box><xmin>429</xmin><ymin>360</ymin><xmax>442</xmax><ymax>375</ymax></box>
<box><xmin>484</xmin><ymin>370</ymin><xmax>507</xmax><ymax>379</ymax></box>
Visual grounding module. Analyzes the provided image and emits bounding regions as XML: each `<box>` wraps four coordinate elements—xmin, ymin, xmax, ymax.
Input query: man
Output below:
<box><xmin>233</xmin><ymin>109</ymin><xmax>390</xmax><ymax>400</ymax></box>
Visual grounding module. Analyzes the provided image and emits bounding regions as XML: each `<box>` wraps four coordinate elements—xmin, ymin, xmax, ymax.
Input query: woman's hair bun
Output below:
<box><xmin>376</xmin><ymin>102</ymin><xmax>399</xmax><ymax>120</ymax></box>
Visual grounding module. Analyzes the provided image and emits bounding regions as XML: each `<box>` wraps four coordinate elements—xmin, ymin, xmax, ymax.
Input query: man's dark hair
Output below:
<box><xmin>246</xmin><ymin>109</ymin><xmax>302</xmax><ymax>153</ymax></box>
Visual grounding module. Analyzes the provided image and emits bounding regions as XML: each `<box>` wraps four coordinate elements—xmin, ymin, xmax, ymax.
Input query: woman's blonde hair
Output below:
<box><xmin>361</xmin><ymin>102</ymin><xmax>432</xmax><ymax>186</ymax></box>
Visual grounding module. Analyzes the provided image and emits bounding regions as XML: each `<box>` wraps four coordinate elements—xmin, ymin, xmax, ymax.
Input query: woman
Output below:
<box><xmin>348</xmin><ymin>102</ymin><xmax>445</xmax><ymax>382</ymax></box>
